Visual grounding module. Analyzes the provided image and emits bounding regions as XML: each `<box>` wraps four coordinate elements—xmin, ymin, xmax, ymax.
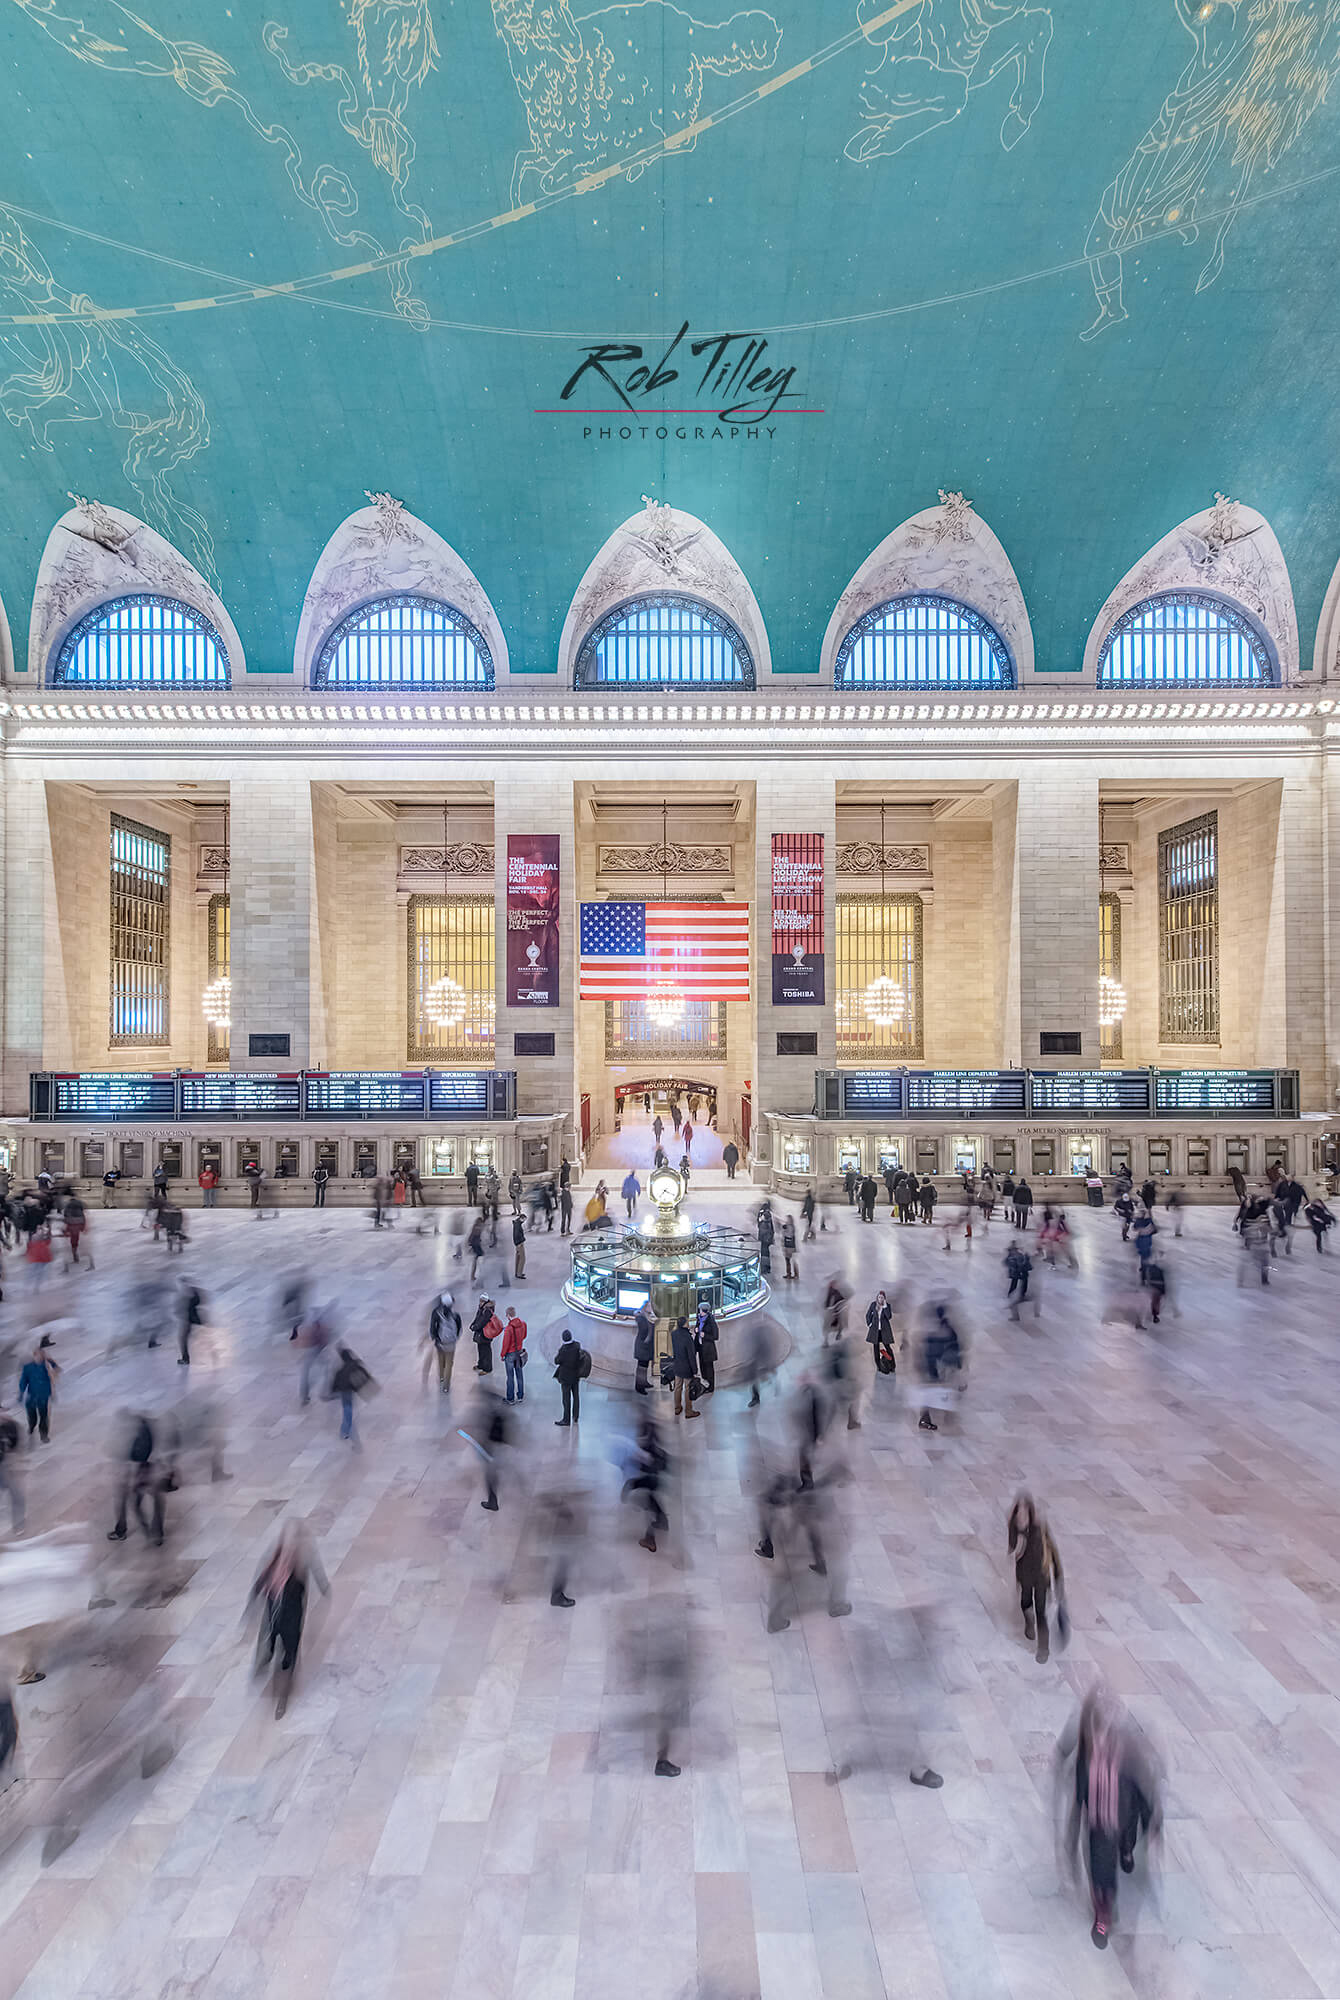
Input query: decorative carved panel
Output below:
<box><xmin>836</xmin><ymin>843</ymin><xmax>929</xmax><ymax>874</ymax></box>
<box><xmin>599</xmin><ymin>843</ymin><xmax>731</xmax><ymax>875</ymax></box>
<box><xmin>1099</xmin><ymin>844</ymin><xmax>1130</xmax><ymax>870</ymax></box>
<box><xmin>399</xmin><ymin>843</ymin><xmax>494</xmax><ymax>878</ymax></box>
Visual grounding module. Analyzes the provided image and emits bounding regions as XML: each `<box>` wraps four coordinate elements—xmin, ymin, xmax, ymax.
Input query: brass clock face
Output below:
<box><xmin>648</xmin><ymin>1167</ymin><xmax>683</xmax><ymax>1209</ymax></box>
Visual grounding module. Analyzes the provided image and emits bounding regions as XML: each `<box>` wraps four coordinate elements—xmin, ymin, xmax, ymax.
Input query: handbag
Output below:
<box><xmin>689</xmin><ymin>1375</ymin><xmax>706</xmax><ymax>1400</ymax></box>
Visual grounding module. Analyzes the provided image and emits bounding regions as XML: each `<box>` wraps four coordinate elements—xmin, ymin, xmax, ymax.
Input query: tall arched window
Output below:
<box><xmin>1098</xmin><ymin>592</ymin><xmax>1276</xmax><ymax>688</ymax></box>
<box><xmin>51</xmin><ymin>595</ymin><xmax>230</xmax><ymax>688</ymax></box>
<box><xmin>573</xmin><ymin>594</ymin><xmax>755</xmax><ymax>689</ymax></box>
<box><xmin>314</xmin><ymin>594</ymin><xmax>494</xmax><ymax>690</ymax></box>
<box><xmin>835</xmin><ymin>594</ymin><xmax>1013</xmax><ymax>690</ymax></box>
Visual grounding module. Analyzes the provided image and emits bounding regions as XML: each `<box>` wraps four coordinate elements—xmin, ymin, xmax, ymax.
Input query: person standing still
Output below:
<box><xmin>465</xmin><ymin>1160</ymin><xmax>480</xmax><ymax>1207</ymax></box>
<box><xmin>671</xmin><ymin>1315</ymin><xmax>698</xmax><ymax>1419</ymax></box>
<box><xmin>695</xmin><ymin>1306</ymin><xmax>719</xmax><ymax>1394</ymax></box>
<box><xmin>512</xmin><ymin>1210</ymin><xmax>527</xmax><ymax>1281</ymax></box>
<box><xmin>633</xmin><ymin>1302</ymin><xmax>656</xmax><ymax>1395</ymax></box>
<box><xmin>781</xmin><ymin>1214</ymin><xmax>798</xmax><ymax>1278</ymax></box>
<box><xmin>244</xmin><ymin>1159</ymin><xmax>263</xmax><ymax>1211</ymax></box>
<box><xmin>313</xmin><ymin>1162</ymin><xmax>329</xmax><ymax>1207</ymax></box>
<box><xmin>501</xmin><ymin>1308</ymin><xmax>527</xmax><ymax>1402</ymax></box>
<box><xmin>553</xmin><ymin>1329</ymin><xmax>584</xmax><ymax>1426</ymax></box>
<box><xmin>199</xmin><ymin>1161</ymin><xmax>219</xmax><ymax>1208</ymax></box>
<box><xmin>422</xmin><ymin>1291</ymin><xmax>460</xmax><ymax>1393</ymax></box>
<box><xmin>559</xmin><ymin>1182</ymin><xmax>574</xmax><ymax>1236</ymax></box>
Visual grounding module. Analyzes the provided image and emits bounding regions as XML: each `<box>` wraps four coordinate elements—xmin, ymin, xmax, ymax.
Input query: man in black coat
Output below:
<box><xmin>554</xmin><ymin>1329</ymin><xmax>585</xmax><ymax>1426</ymax></box>
<box><xmin>465</xmin><ymin>1161</ymin><xmax>480</xmax><ymax>1206</ymax></box>
<box><xmin>633</xmin><ymin>1303</ymin><xmax>656</xmax><ymax>1395</ymax></box>
<box><xmin>670</xmin><ymin>1316</ymin><xmax>699</xmax><ymax>1419</ymax></box>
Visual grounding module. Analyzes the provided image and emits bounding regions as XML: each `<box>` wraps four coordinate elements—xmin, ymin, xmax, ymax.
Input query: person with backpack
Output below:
<box><xmin>501</xmin><ymin>1308</ymin><xmax>527</xmax><ymax>1403</ymax></box>
<box><xmin>422</xmin><ymin>1291</ymin><xmax>461</xmax><ymax>1394</ymax></box>
<box><xmin>329</xmin><ymin>1344</ymin><xmax>373</xmax><ymax>1444</ymax></box>
<box><xmin>471</xmin><ymin>1297</ymin><xmax>501</xmax><ymax>1374</ymax></box>
<box><xmin>1008</xmin><ymin>1492</ymin><xmax>1064</xmax><ymax>1664</ymax></box>
<box><xmin>553</xmin><ymin>1329</ymin><xmax>586</xmax><ymax>1426</ymax></box>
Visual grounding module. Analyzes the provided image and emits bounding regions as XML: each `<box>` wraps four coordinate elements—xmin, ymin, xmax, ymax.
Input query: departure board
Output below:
<box><xmin>178</xmin><ymin>1073</ymin><xmax>303</xmax><ymax>1118</ymax></box>
<box><xmin>841</xmin><ymin>1072</ymin><xmax>904</xmax><ymax>1115</ymax></box>
<box><xmin>304</xmin><ymin>1072</ymin><xmax>427</xmax><ymax>1118</ymax></box>
<box><xmin>906</xmin><ymin>1071</ymin><xmax>1028</xmax><ymax>1117</ymax></box>
<box><xmin>428</xmin><ymin>1072</ymin><xmax>493</xmax><ymax>1117</ymax></box>
<box><xmin>1154</xmin><ymin>1070</ymin><xmax>1278</xmax><ymax>1115</ymax></box>
<box><xmin>49</xmin><ymin>1073</ymin><xmax>177</xmax><ymax>1121</ymax></box>
<box><xmin>1029</xmin><ymin>1071</ymin><xmax>1152</xmax><ymax>1114</ymax></box>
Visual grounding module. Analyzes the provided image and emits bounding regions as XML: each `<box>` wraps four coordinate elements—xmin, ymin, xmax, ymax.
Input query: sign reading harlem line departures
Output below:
<box><xmin>538</xmin><ymin>320</ymin><xmax>821</xmax><ymax>445</ymax></box>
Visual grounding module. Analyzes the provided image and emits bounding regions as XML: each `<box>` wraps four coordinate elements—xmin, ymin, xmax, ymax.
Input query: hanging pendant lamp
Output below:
<box><xmin>202</xmin><ymin>803</ymin><xmax>232</xmax><ymax>1033</ymax></box>
<box><xmin>425</xmin><ymin>798</ymin><xmax>466</xmax><ymax>1031</ymax></box>
<box><xmin>646</xmin><ymin>800</ymin><xmax>684</xmax><ymax>1031</ymax></box>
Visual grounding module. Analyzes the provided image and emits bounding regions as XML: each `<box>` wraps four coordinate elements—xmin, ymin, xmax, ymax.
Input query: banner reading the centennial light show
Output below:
<box><xmin>506</xmin><ymin>835</ymin><xmax>561</xmax><ymax>1007</ymax></box>
<box><xmin>771</xmin><ymin>833</ymin><xmax>824</xmax><ymax>1004</ymax></box>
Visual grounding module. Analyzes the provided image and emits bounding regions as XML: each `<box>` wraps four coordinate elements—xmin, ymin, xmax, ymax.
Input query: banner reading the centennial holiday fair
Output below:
<box><xmin>506</xmin><ymin>835</ymin><xmax>561</xmax><ymax>1007</ymax></box>
<box><xmin>771</xmin><ymin>833</ymin><xmax>825</xmax><ymax>1004</ymax></box>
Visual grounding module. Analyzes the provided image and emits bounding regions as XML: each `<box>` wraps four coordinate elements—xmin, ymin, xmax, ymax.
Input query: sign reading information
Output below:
<box><xmin>506</xmin><ymin>835</ymin><xmax>561</xmax><ymax>1008</ymax></box>
<box><xmin>771</xmin><ymin>833</ymin><xmax>825</xmax><ymax>1005</ymax></box>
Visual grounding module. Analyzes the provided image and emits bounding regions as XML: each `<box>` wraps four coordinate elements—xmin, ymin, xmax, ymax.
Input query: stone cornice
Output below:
<box><xmin>0</xmin><ymin>690</ymin><xmax>1332</xmax><ymax>760</ymax></box>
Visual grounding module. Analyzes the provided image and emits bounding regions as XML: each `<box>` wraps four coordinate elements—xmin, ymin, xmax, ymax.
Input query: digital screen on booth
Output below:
<box><xmin>50</xmin><ymin>1073</ymin><xmax>177</xmax><ymax>1120</ymax></box>
<box><xmin>906</xmin><ymin>1071</ymin><xmax>1028</xmax><ymax>1116</ymax></box>
<box><xmin>1154</xmin><ymin>1070</ymin><xmax>1277</xmax><ymax>1113</ymax></box>
<box><xmin>1029</xmin><ymin>1071</ymin><xmax>1152</xmax><ymax>1113</ymax></box>
<box><xmin>617</xmin><ymin>1286</ymin><xmax>650</xmax><ymax>1312</ymax></box>
<box><xmin>179</xmin><ymin>1073</ymin><xmax>303</xmax><ymax>1117</ymax></box>
<box><xmin>841</xmin><ymin>1072</ymin><xmax>903</xmax><ymax>1113</ymax></box>
<box><xmin>427</xmin><ymin>1072</ymin><xmax>492</xmax><ymax>1118</ymax></box>
<box><xmin>304</xmin><ymin>1072</ymin><xmax>427</xmax><ymax>1117</ymax></box>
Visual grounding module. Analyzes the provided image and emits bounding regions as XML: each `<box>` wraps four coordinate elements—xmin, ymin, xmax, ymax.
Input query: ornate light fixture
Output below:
<box><xmin>646</xmin><ymin>801</ymin><xmax>684</xmax><ymax>1031</ymax></box>
<box><xmin>1098</xmin><ymin>973</ymin><xmax>1127</xmax><ymax>1030</ymax></box>
<box><xmin>425</xmin><ymin>797</ymin><xmax>468</xmax><ymax>1034</ymax></box>
<box><xmin>202</xmin><ymin>801</ymin><xmax>231</xmax><ymax>1036</ymax></box>
<box><xmin>863</xmin><ymin>800</ymin><xmax>906</xmax><ymax>1032</ymax></box>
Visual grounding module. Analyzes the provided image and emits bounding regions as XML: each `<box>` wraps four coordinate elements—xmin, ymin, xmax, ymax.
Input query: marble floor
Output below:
<box><xmin>1</xmin><ymin>1182</ymin><xmax>1339</xmax><ymax>2000</ymax></box>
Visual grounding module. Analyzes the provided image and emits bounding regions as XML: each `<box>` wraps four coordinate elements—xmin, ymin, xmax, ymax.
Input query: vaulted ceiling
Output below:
<box><xmin>3</xmin><ymin>0</ymin><xmax>1339</xmax><ymax>679</ymax></box>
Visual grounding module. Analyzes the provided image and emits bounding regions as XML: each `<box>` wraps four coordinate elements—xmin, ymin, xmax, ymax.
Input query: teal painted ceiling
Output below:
<box><xmin>3</xmin><ymin>0</ymin><xmax>1340</xmax><ymax>676</ymax></box>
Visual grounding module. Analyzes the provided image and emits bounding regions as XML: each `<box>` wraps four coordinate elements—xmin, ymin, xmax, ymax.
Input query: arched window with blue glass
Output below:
<box><xmin>50</xmin><ymin>595</ymin><xmax>230</xmax><ymax>688</ymax></box>
<box><xmin>313</xmin><ymin>594</ymin><xmax>494</xmax><ymax>690</ymax></box>
<box><xmin>1097</xmin><ymin>591</ymin><xmax>1276</xmax><ymax>689</ymax></box>
<box><xmin>834</xmin><ymin>594</ymin><xmax>1014</xmax><ymax>691</ymax></box>
<box><xmin>573</xmin><ymin>594</ymin><xmax>755</xmax><ymax>689</ymax></box>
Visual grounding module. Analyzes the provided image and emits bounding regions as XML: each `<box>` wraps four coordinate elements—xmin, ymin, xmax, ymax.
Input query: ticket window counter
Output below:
<box><xmin>469</xmin><ymin>1140</ymin><xmax>496</xmax><ymax>1173</ymax></box>
<box><xmin>39</xmin><ymin>1140</ymin><xmax>66</xmax><ymax>1178</ymax></box>
<box><xmin>197</xmin><ymin>1141</ymin><xmax>223</xmax><ymax>1183</ymax></box>
<box><xmin>915</xmin><ymin>1139</ymin><xmax>940</xmax><ymax>1177</ymax></box>
<box><xmin>875</xmin><ymin>1142</ymin><xmax>902</xmax><ymax>1174</ymax></box>
<box><xmin>428</xmin><ymin>1139</ymin><xmax>458</xmax><ymax>1178</ymax></box>
<box><xmin>0</xmin><ymin>1141</ymin><xmax>12</xmax><ymax>1175</ymax></box>
<box><xmin>1186</xmin><ymin>1139</ymin><xmax>1211</xmax><ymax>1178</ymax></box>
<box><xmin>522</xmin><ymin>1136</ymin><xmax>550</xmax><ymax>1175</ymax></box>
<box><xmin>1067</xmin><ymin>1139</ymin><xmax>1093</xmax><ymax>1177</ymax></box>
<box><xmin>1147</xmin><ymin>1138</ymin><xmax>1172</xmax><ymax>1177</ymax></box>
<box><xmin>275</xmin><ymin>1140</ymin><xmax>300</xmax><ymax>1181</ymax></box>
<box><xmin>392</xmin><ymin>1140</ymin><xmax>417</xmax><ymax>1175</ymax></box>
<box><xmin>314</xmin><ymin>1139</ymin><xmax>341</xmax><ymax>1180</ymax></box>
<box><xmin>1225</xmin><ymin>1138</ymin><xmax>1251</xmax><ymax>1182</ymax></box>
<box><xmin>79</xmin><ymin>1139</ymin><xmax>105</xmax><ymax>1181</ymax></box>
<box><xmin>783</xmin><ymin>1136</ymin><xmax>813</xmax><ymax>1175</ymax></box>
<box><xmin>1031</xmin><ymin>1139</ymin><xmax>1055</xmax><ymax>1178</ymax></box>
<box><xmin>237</xmin><ymin>1140</ymin><xmax>261</xmax><ymax>1177</ymax></box>
<box><xmin>1108</xmin><ymin>1139</ymin><xmax>1131</xmax><ymax>1181</ymax></box>
<box><xmin>951</xmin><ymin>1140</ymin><xmax>978</xmax><ymax>1176</ymax></box>
<box><xmin>836</xmin><ymin>1139</ymin><xmax>863</xmax><ymax>1177</ymax></box>
<box><xmin>353</xmin><ymin>1140</ymin><xmax>379</xmax><ymax>1179</ymax></box>
<box><xmin>991</xmin><ymin>1138</ymin><xmax>1015</xmax><ymax>1176</ymax></box>
<box><xmin>157</xmin><ymin>1140</ymin><xmax>183</xmax><ymax>1180</ymax></box>
<box><xmin>118</xmin><ymin>1141</ymin><xmax>144</xmax><ymax>1180</ymax></box>
<box><xmin>1265</xmin><ymin>1139</ymin><xmax>1290</xmax><ymax>1180</ymax></box>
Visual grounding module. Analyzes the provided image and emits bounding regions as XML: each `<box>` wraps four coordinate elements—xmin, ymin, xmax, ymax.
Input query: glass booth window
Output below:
<box><xmin>1265</xmin><ymin>1139</ymin><xmax>1289</xmax><ymax>1175</ymax></box>
<box><xmin>574</xmin><ymin>594</ymin><xmax>755</xmax><ymax>688</ymax></box>
<box><xmin>470</xmin><ymin>1140</ymin><xmax>495</xmax><ymax>1170</ymax></box>
<box><xmin>1097</xmin><ymin>591</ymin><xmax>1276</xmax><ymax>688</ymax></box>
<box><xmin>838</xmin><ymin>1140</ymin><xmax>864</xmax><ymax>1172</ymax></box>
<box><xmin>52</xmin><ymin>594</ymin><xmax>230</xmax><ymax>688</ymax></box>
<box><xmin>408</xmin><ymin>894</ymin><xmax>496</xmax><ymax>1062</ymax></box>
<box><xmin>429</xmin><ymin>1139</ymin><xmax>458</xmax><ymax>1176</ymax></box>
<box><xmin>876</xmin><ymin>1143</ymin><xmax>901</xmax><ymax>1171</ymax></box>
<box><xmin>110</xmin><ymin>815</ymin><xmax>170</xmax><ymax>1046</ymax></box>
<box><xmin>835</xmin><ymin>594</ymin><xmax>1014</xmax><ymax>690</ymax></box>
<box><xmin>1187</xmin><ymin>1140</ymin><xmax>1210</xmax><ymax>1175</ymax></box>
<box><xmin>313</xmin><ymin>594</ymin><xmax>494</xmax><ymax>689</ymax></box>
<box><xmin>1108</xmin><ymin>1138</ymin><xmax>1131</xmax><ymax>1178</ymax></box>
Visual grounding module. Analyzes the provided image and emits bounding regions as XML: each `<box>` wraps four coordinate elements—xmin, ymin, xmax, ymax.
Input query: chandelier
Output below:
<box><xmin>202</xmin><ymin>975</ymin><xmax>231</xmax><ymax>1029</ymax></box>
<box><xmin>644</xmin><ymin>801</ymin><xmax>684</xmax><ymax>1030</ymax></box>
<box><xmin>863</xmin><ymin>800</ymin><xmax>906</xmax><ymax>1031</ymax></box>
<box><xmin>1098</xmin><ymin>974</ymin><xmax>1127</xmax><ymax>1029</ymax></box>
<box><xmin>425</xmin><ymin>975</ymin><xmax>467</xmax><ymax>1028</ymax></box>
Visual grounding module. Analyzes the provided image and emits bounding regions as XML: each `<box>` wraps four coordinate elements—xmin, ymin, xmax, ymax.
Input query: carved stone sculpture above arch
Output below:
<box><xmin>27</xmin><ymin>496</ymin><xmax>244</xmax><ymax>684</ymax></box>
<box><xmin>295</xmin><ymin>494</ymin><xmax>509</xmax><ymax>687</ymax></box>
<box><xmin>1311</xmin><ymin>546</ymin><xmax>1340</xmax><ymax>681</ymax></box>
<box><xmin>0</xmin><ymin>584</ymin><xmax>13</xmax><ymax>682</ymax></box>
<box><xmin>559</xmin><ymin>500</ymin><xmax>772</xmax><ymax>687</ymax></box>
<box><xmin>1084</xmin><ymin>497</ymin><xmax>1298</xmax><ymax>687</ymax></box>
<box><xmin>821</xmin><ymin>492</ymin><xmax>1033</xmax><ymax>685</ymax></box>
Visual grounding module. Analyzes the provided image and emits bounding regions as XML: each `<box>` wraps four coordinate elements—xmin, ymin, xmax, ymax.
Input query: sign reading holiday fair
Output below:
<box><xmin>772</xmin><ymin>833</ymin><xmax>825</xmax><ymax>1005</ymax></box>
<box><xmin>506</xmin><ymin>835</ymin><xmax>561</xmax><ymax>1007</ymax></box>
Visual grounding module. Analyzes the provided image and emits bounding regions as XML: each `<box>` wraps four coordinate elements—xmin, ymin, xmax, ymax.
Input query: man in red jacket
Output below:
<box><xmin>501</xmin><ymin>1308</ymin><xmax>527</xmax><ymax>1403</ymax></box>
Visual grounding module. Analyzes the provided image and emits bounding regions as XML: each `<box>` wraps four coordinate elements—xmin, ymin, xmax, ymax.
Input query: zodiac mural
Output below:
<box><xmin>0</xmin><ymin>206</ymin><xmax>216</xmax><ymax>582</ymax></box>
<box><xmin>8</xmin><ymin>0</ymin><xmax>437</xmax><ymax>327</ymax></box>
<box><xmin>1081</xmin><ymin>0</ymin><xmax>1340</xmax><ymax>339</ymax></box>
<box><xmin>490</xmin><ymin>1</ymin><xmax>782</xmax><ymax>206</ymax></box>
<box><xmin>843</xmin><ymin>0</ymin><xmax>1052</xmax><ymax>162</ymax></box>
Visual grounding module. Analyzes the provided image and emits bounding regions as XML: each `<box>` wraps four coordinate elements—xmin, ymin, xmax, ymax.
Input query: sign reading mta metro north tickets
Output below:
<box><xmin>771</xmin><ymin>833</ymin><xmax>824</xmax><ymax>1005</ymax></box>
<box><xmin>506</xmin><ymin>835</ymin><xmax>561</xmax><ymax>1007</ymax></box>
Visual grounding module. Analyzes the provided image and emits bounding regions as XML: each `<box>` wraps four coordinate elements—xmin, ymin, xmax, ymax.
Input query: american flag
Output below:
<box><xmin>580</xmin><ymin>902</ymin><xmax>751</xmax><ymax>1000</ymax></box>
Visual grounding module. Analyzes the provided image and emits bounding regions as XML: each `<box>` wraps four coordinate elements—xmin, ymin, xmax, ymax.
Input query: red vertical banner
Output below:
<box><xmin>506</xmin><ymin>835</ymin><xmax>560</xmax><ymax>1007</ymax></box>
<box><xmin>771</xmin><ymin>833</ymin><xmax>825</xmax><ymax>1004</ymax></box>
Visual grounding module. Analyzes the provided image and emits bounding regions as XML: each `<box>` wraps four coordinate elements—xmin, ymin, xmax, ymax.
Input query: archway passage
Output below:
<box><xmin>590</xmin><ymin>1077</ymin><xmax>726</xmax><ymax>1176</ymax></box>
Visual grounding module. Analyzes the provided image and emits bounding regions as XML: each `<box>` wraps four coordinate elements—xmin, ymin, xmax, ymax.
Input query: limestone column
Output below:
<box><xmin>2</xmin><ymin>772</ymin><xmax>65</xmax><ymax>1111</ymax></box>
<box><xmin>229</xmin><ymin>776</ymin><xmax>334</xmax><ymax>1070</ymax></box>
<box><xmin>995</xmin><ymin>773</ymin><xmax>1101</xmax><ymax>1067</ymax></box>
<box><xmin>750</xmin><ymin>770</ymin><xmax>837</xmax><ymax>1175</ymax></box>
<box><xmin>492</xmin><ymin>775</ymin><xmax>577</xmax><ymax>1147</ymax></box>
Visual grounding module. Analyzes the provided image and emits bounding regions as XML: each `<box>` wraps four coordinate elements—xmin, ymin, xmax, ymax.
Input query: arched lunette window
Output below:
<box><xmin>51</xmin><ymin>594</ymin><xmax>230</xmax><ymax>688</ymax></box>
<box><xmin>834</xmin><ymin>593</ymin><xmax>1013</xmax><ymax>690</ymax></box>
<box><xmin>573</xmin><ymin>593</ymin><xmax>755</xmax><ymax>689</ymax></box>
<box><xmin>1098</xmin><ymin>591</ymin><xmax>1276</xmax><ymax>688</ymax></box>
<box><xmin>313</xmin><ymin>593</ymin><xmax>494</xmax><ymax>689</ymax></box>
